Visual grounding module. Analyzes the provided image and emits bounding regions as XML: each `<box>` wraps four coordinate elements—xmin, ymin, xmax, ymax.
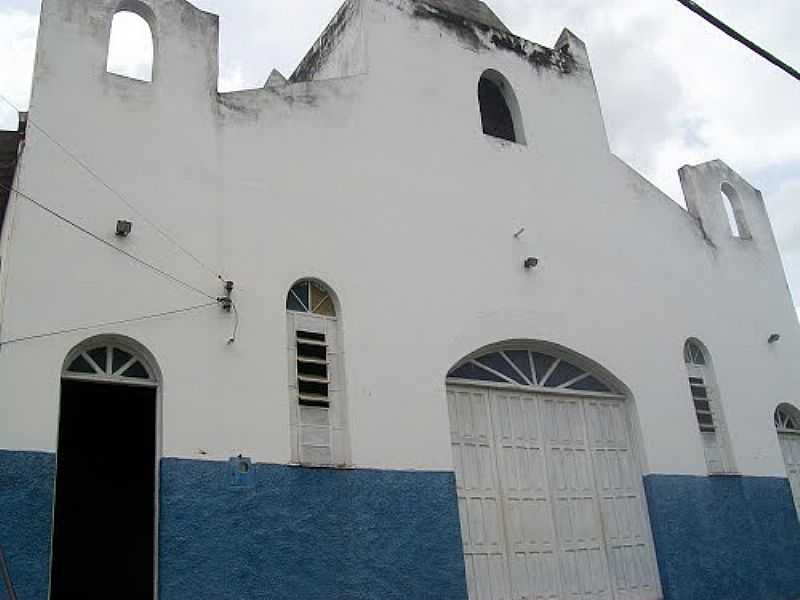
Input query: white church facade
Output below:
<box><xmin>1</xmin><ymin>0</ymin><xmax>800</xmax><ymax>599</ymax></box>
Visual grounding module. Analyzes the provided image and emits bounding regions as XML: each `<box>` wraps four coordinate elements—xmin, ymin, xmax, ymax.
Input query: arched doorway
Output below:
<box><xmin>50</xmin><ymin>337</ymin><xmax>160</xmax><ymax>600</ymax></box>
<box><xmin>775</xmin><ymin>404</ymin><xmax>800</xmax><ymax>518</ymax></box>
<box><xmin>446</xmin><ymin>343</ymin><xmax>661</xmax><ymax>600</ymax></box>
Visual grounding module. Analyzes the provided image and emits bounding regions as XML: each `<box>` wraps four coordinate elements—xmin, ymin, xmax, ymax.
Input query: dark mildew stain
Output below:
<box><xmin>291</xmin><ymin>1</ymin><xmax>356</xmax><ymax>82</ymax></box>
<box><xmin>411</xmin><ymin>1</ymin><xmax>579</xmax><ymax>74</ymax></box>
<box><xmin>491</xmin><ymin>33</ymin><xmax>577</xmax><ymax>74</ymax></box>
<box><xmin>412</xmin><ymin>3</ymin><xmax>489</xmax><ymax>51</ymax></box>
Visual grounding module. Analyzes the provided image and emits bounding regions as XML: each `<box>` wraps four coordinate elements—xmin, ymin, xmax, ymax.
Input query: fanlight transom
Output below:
<box><xmin>684</xmin><ymin>341</ymin><xmax>706</xmax><ymax>366</ymax></box>
<box><xmin>448</xmin><ymin>349</ymin><xmax>615</xmax><ymax>394</ymax></box>
<box><xmin>776</xmin><ymin>405</ymin><xmax>800</xmax><ymax>434</ymax></box>
<box><xmin>287</xmin><ymin>280</ymin><xmax>336</xmax><ymax>317</ymax></box>
<box><xmin>64</xmin><ymin>343</ymin><xmax>155</xmax><ymax>384</ymax></box>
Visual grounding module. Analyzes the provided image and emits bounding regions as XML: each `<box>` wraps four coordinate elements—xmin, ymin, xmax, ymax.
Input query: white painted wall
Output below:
<box><xmin>0</xmin><ymin>0</ymin><xmax>797</xmax><ymax>477</ymax></box>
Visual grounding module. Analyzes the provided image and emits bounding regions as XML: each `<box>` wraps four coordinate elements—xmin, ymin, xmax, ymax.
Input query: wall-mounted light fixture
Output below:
<box><xmin>768</xmin><ymin>333</ymin><xmax>781</xmax><ymax>344</ymax></box>
<box><xmin>115</xmin><ymin>220</ymin><xmax>132</xmax><ymax>237</ymax></box>
<box><xmin>524</xmin><ymin>257</ymin><xmax>539</xmax><ymax>269</ymax></box>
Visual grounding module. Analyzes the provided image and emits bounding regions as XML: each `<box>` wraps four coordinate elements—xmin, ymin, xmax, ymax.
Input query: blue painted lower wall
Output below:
<box><xmin>644</xmin><ymin>474</ymin><xmax>800</xmax><ymax>600</ymax></box>
<box><xmin>0</xmin><ymin>450</ymin><xmax>56</xmax><ymax>600</ymax></box>
<box><xmin>8</xmin><ymin>450</ymin><xmax>800</xmax><ymax>600</ymax></box>
<box><xmin>158</xmin><ymin>458</ymin><xmax>467</xmax><ymax>600</ymax></box>
<box><xmin>0</xmin><ymin>451</ymin><xmax>466</xmax><ymax>600</ymax></box>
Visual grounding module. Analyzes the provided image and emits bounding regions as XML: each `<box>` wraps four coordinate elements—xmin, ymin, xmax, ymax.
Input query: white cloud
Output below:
<box><xmin>491</xmin><ymin>0</ymin><xmax>800</xmax><ymax>202</ymax></box>
<box><xmin>0</xmin><ymin>9</ymin><xmax>38</xmax><ymax>130</ymax></box>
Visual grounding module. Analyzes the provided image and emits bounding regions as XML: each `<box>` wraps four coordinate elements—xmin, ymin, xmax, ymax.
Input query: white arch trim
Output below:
<box><xmin>447</xmin><ymin>340</ymin><xmax>622</xmax><ymax>397</ymax></box>
<box><xmin>62</xmin><ymin>334</ymin><xmax>160</xmax><ymax>387</ymax></box>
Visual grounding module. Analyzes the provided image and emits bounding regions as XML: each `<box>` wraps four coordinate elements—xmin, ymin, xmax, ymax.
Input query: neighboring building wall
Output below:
<box><xmin>1</xmin><ymin>0</ymin><xmax>799</xmax><ymax>598</ymax></box>
<box><xmin>0</xmin><ymin>124</ymin><xmax>22</xmax><ymax>236</ymax></box>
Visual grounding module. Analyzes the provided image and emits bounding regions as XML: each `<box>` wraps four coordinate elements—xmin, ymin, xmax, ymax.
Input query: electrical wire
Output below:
<box><xmin>0</xmin><ymin>301</ymin><xmax>218</xmax><ymax>347</ymax></box>
<box><xmin>0</xmin><ymin>93</ymin><xmax>227</xmax><ymax>281</ymax></box>
<box><xmin>0</xmin><ymin>181</ymin><xmax>217</xmax><ymax>301</ymax></box>
<box><xmin>674</xmin><ymin>0</ymin><xmax>800</xmax><ymax>82</ymax></box>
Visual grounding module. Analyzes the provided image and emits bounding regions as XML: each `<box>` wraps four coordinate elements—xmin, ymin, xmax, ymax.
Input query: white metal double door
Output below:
<box><xmin>448</xmin><ymin>386</ymin><xmax>661</xmax><ymax>600</ymax></box>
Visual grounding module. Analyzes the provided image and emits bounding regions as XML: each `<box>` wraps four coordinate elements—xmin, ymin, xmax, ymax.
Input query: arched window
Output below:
<box><xmin>775</xmin><ymin>404</ymin><xmax>800</xmax><ymax>517</ymax></box>
<box><xmin>478</xmin><ymin>70</ymin><xmax>525</xmax><ymax>144</ymax></box>
<box><xmin>684</xmin><ymin>339</ymin><xmax>735</xmax><ymax>474</ymax></box>
<box><xmin>107</xmin><ymin>10</ymin><xmax>154</xmax><ymax>82</ymax></box>
<box><xmin>720</xmin><ymin>182</ymin><xmax>749</xmax><ymax>239</ymax></box>
<box><xmin>286</xmin><ymin>280</ymin><xmax>348</xmax><ymax>466</ymax></box>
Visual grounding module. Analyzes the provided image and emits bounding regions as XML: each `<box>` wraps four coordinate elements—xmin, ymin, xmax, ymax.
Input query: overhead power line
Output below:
<box><xmin>0</xmin><ymin>181</ymin><xmax>217</xmax><ymax>301</ymax></box>
<box><xmin>675</xmin><ymin>0</ymin><xmax>800</xmax><ymax>82</ymax></box>
<box><xmin>0</xmin><ymin>301</ymin><xmax>217</xmax><ymax>347</ymax></box>
<box><xmin>0</xmin><ymin>92</ymin><xmax>226</xmax><ymax>281</ymax></box>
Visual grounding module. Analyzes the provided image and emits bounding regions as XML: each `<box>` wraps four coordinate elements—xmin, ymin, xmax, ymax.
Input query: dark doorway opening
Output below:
<box><xmin>50</xmin><ymin>379</ymin><xmax>157</xmax><ymax>600</ymax></box>
<box><xmin>479</xmin><ymin>76</ymin><xmax>516</xmax><ymax>142</ymax></box>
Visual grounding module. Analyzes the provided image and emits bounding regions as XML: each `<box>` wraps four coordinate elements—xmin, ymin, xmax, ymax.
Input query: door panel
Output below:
<box><xmin>779</xmin><ymin>432</ymin><xmax>800</xmax><ymax>517</ymax></box>
<box><xmin>449</xmin><ymin>387</ymin><xmax>509</xmax><ymax>600</ymax></box>
<box><xmin>492</xmin><ymin>391</ymin><xmax>560</xmax><ymax>600</ymax></box>
<box><xmin>585</xmin><ymin>399</ymin><xmax>660</xmax><ymax>599</ymax></box>
<box><xmin>542</xmin><ymin>397</ymin><xmax>612</xmax><ymax>600</ymax></box>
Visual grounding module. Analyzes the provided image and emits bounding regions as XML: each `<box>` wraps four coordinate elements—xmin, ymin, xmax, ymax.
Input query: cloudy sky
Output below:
<box><xmin>1</xmin><ymin>0</ymin><xmax>799</xmax><ymax>307</ymax></box>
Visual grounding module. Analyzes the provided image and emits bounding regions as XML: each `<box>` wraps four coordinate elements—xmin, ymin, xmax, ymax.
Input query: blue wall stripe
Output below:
<box><xmin>158</xmin><ymin>458</ymin><xmax>468</xmax><ymax>600</ymax></box>
<box><xmin>0</xmin><ymin>452</ymin><xmax>468</xmax><ymax>600</ymax></box>
<box><xmin>0</xmin><ymin>450</ymin><xmax>56</xmax><ymax>600</ymax></box>
<box><xmin>644</xmin><ymin>474</ymin><xmax>800</xmax><ymax>600</ymax></box>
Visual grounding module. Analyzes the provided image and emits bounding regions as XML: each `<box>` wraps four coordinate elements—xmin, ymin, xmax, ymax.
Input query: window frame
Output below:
<box><xmin>683</xmin><ymin>339</ymin><xmax>736</xmax><ymax>475</ymax></box>
<box><xmin>286</xmin><ymin>279</ymin><xmax>348</xmax><ymax>468</ymax></box>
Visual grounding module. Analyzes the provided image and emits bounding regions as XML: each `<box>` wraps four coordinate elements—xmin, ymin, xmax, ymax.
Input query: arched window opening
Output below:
<box><xmin>107</xmin><ymin>10</ymin><xmax>154</xmax><ymax>82</ymax></box>
<box><xmin>52</xmin><ymin>337</ymin><xmax>159</xmax><ymax>598</ymax></box>
<box><xmin>720</xmin><ymin>182</ymin><xmax>749</xmax><ymax>239</ymax></box>
<box><xmin>286</xmin><ymin>279</ymin><xmax>347</xmax><ymax>467</ymax></box>
<box><xmin>684</xmin><ymin>339</ymin><xmax>735</xmax><ymax>474</ymax></box>
<box><xmin>478</xmin><ymin>70</ymin><xmax>524</xmax><ymax>144</ymax></box>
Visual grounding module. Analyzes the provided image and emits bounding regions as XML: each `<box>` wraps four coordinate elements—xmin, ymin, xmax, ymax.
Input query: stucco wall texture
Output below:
<box><xmin>7</xmin><ymin>452</ymin><xmax>800</xmax><ymax>600</ymax></box>
<box><xmin>0</xmin><ymin>452</ymin><xmax>467</xmax><ymax>600</ymax></box>
<box><xmin>0</xmin><ymin>451</ymin><xmax>55</xmax><ymax>600</ymax></box>
<box><xmin>644</xmin><ymin>475</ymin><xmax>800</xmax><ymax>600</ymax></box>
<box><xmin>158</xmin><ymin>458</ymin><xmax>467</xmax><ymax>600</ymax></box>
